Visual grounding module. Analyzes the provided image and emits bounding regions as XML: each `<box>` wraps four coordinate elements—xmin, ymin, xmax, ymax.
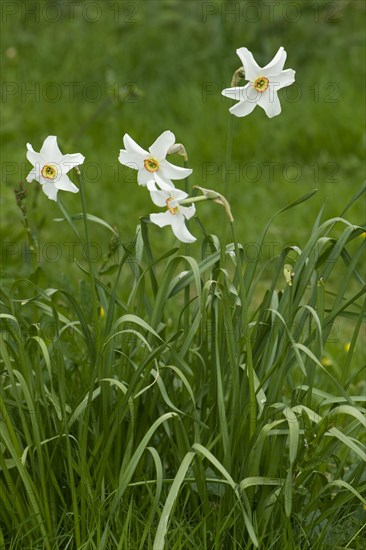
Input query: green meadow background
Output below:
<box><xmin>1</xmin><ymin>0</ymin><xmax>365</xmax><ymax>272</ymax></box>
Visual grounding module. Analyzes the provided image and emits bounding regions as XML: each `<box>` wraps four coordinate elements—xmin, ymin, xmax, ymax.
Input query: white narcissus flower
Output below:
<box><xmin>118</xmin><ymin>130</ymin><xmax>192</xmax><ymax>190</ymax></box>
<box><xmin>26</xmin><ymin>136</ymin><xmax>85</xmax><ymax>201</ymax></box>
<box><xmin>149</xmin><ymin>187</ymin><xmax>196</xmax><ymax>243</ymax></box>
<box><xmin>222</xmin><ymin>47</ymin><xmax>296</xmax><ymax>118</ymax></box>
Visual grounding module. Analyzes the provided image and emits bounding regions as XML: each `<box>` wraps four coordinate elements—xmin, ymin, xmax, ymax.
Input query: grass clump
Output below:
<box><xmin>0</xmin><ymin>184</ymin><xmax>365</xmax><ymax>549</ymax></box>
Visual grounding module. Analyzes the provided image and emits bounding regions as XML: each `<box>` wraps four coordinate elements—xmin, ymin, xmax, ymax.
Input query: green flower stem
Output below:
<box><xmin>231</xmin><ymin>222</ymin><xmax>256</xmax><ymax>440</ymax></box>
<box><xmin>57</xmin><ymin>183</ymin><xmax>98</xmax><ymax>541</ymax></box>
<box><xmin>183</xmin><ymin>160</ymin><xmax>190</xmax><ymax>195</ymax></box>
<box><xmin>75</xmin><ymin>167</ymin><xmax>100</xmax><ymax>353</ymax></box>
<box><xmin>21</xmin><ymin>209</ymin><xmax>35</xmax><ymax>251</ymax></box>
<box><xmin>75</xmin><ymin>166</ymin><xmax>101</xmax><ymax>540</ymax></box>
<box><xmin>223</xmin><ymin>67</ymin><xmax>250</xmax><ymax>432</ymax></box>
<box><xmin>224</xmin><ymin>114</ymin><xmax>234</xmax><ymax>198</ymax></box>
<box><xmin>224</xmin><ymin>66</ymin><xmax>244</xmax><ymax>198</ymax></box>
<box><xmin>183</xmin><ymin>160</ymin><xmax>191</xmax><ymax>339</ymax></box>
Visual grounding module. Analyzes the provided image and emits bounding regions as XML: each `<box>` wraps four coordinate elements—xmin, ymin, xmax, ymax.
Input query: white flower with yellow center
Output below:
<box><xmin>118</xmin><ymin>131</ymin><xmax>192</xmax><ymax>190</ymax></box>
<box><xmin>26</xmin><ymin>136</ymin><xmax>85</xmax><ymax>201</ymax></box>
<box><xmin>149</xmin><ymin>188</ymin><xmax>196</xmax><ymax>243</ymax></box>
<box><xmin>222</xmin><ymin>47</ymin><xmax>296</xmax><ymax>118</ymax></box>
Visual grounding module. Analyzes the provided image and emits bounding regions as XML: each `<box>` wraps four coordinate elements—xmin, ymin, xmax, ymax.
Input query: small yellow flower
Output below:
<box><xmin>344</xmin><ymin>342</ymin><xmax>351</xmax><ymax>353</ymax></box>
<box><xmin>98</xmin><ymin>306</ymin><xmax>105</xmax><ymax>319</ymax></box>
<box><xmin>284</xmin><ymin>264</ymin><xmax>295</xmax><ymax>286</ymax></box>
<box><xmin>6</xmin><ymin>47</ymin><xmax>17</xmax><ymax>59</ymax></box>
<box><xmin>321</xmin><ymin>357</ymin><xmax>332</xmax><ymax>367</ymax></box>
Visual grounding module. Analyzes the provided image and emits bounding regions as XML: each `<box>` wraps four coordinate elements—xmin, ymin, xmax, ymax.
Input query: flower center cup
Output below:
<box><xmin>144</xmin><ymin>157</ymin><xmax>160</xmax><ymax>173</ymax></box>
<box><xmin>166</xmin><ymin>197</ymin><xmax>178</xmax><ymax>215</ymax></box>
<box><xmin>41</xmin><ymin>164</ymin><xmax>58</xmax><ymax>180</ymax></box>
<box><xmin>253</xmin><ymin>76</ymin><xmax>269</xmax><ymax>93</ymax></box>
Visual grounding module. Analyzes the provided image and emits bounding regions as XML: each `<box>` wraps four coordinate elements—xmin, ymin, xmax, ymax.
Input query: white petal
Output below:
<box><xmin>118</xmin><ymin>150</ymin><xmax>144</xmax><ymax>170</ymax></box>
<box><xmin>147</xmin><ymin>180</ymin><xmax>159</xmax><ymax>192</ymax></box>
<box><xmin>258</xmin><ymin>89</ymin><xmax>282</xmax><ymax>118</ymax></box>
<box><xmin>171</xmin><ymin>214</ymin><xmax>196</xmax><ymax>243</ymax></box>
<box><xmin>26</xmin><ymin>143</ymin><xmax>43</xmax><ymax>167</ymax></box>
<box><xmin>55</xmin><ymin>174</ymin><xmax>79</xmax><ymax>193</ymax></box>
<box><xmin>150</xmin><ymin>212</ymin><xmax>173</xmax><ymax>228</ymax></box>
<box><xmin>222</xmin><ymin>86</ymin><xmax>242</xmax><ymax>100</ymax></box>
<box><xmin>236</xmin><ymin>47</ymin><xmax>260</xmax><ymax>81</ymax></box>
<box><xmin>26</xmin><ymin>167</ymin><xmax>38</xmax><ymax>183</ymax></box>
<box><xmin>40</xmin><ymin>136</ymin><xmax>63</xmax><ymax>162</ymax></box>
<box><xmin>153</xmin><ymin>172</ymin><xmax>175</xmax><ymax>191</ymax></box>
<box><xmin>137</xmin><ymin>168</ymin><xmax>152</xmax><ymax>186</ymax></box>
<box><xmin>229</xmin><ymin>98</ymin><xmax>258</xmax><ymax>117</ymax></box>
<box><xmin>149</xmin><ymin>189</ymin><xmax>169</xmax><ymax>207</ymax></box>
<box><xmin>123</xmin><ymin>133</ymin><xmax>148</xmax><ymax>156</ymax></box>
<box><xmin>222</xmin><ymin>83</ymin><xmax>259</xmax><ymax>102</ymax></box>
<box><xmin>149</xmin><ymin>130</ymin><xmax>175</xmax><ymax>159</ymax></box>
<box><xmin>147</xmin><ymin>178</ymin><xmax>174</xmax><ymax>193</ymax></box>
<box><xmin>41</xmin><ymin>182</ymin><xmax>58</xmax><ymax>201</ymax></box>
<box><xmin>270</xmin><ymin>69</ymin><xmax>296</xmax><ymax>91</ymax></box>
<box><xmin>262</xmin><ymin>47</ymin><xmax>287</xmax><ymax>77</ymax></box>
<box><xmin>222</xmin><ymin>84</ymin><xmax>247</xmax><ymax>101</ymax></box>
<box><xmin>60</xmin><ymin>153</ymin><xmax>85</xmax><ymax>173</ymax></box>
<box><xmin>171</xmin><ymin>188</ymin><xmax>188</xmax><ymax>201</ymax></box>
<box><xmin>159</xmin><ymin>159</ymin><xmax>192</xmax><ymax>180</ymax></box>
<box><xmin>180</xmin><ymin>204</ymin><xmax>196</xmax><ymax>221</ymax></box>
